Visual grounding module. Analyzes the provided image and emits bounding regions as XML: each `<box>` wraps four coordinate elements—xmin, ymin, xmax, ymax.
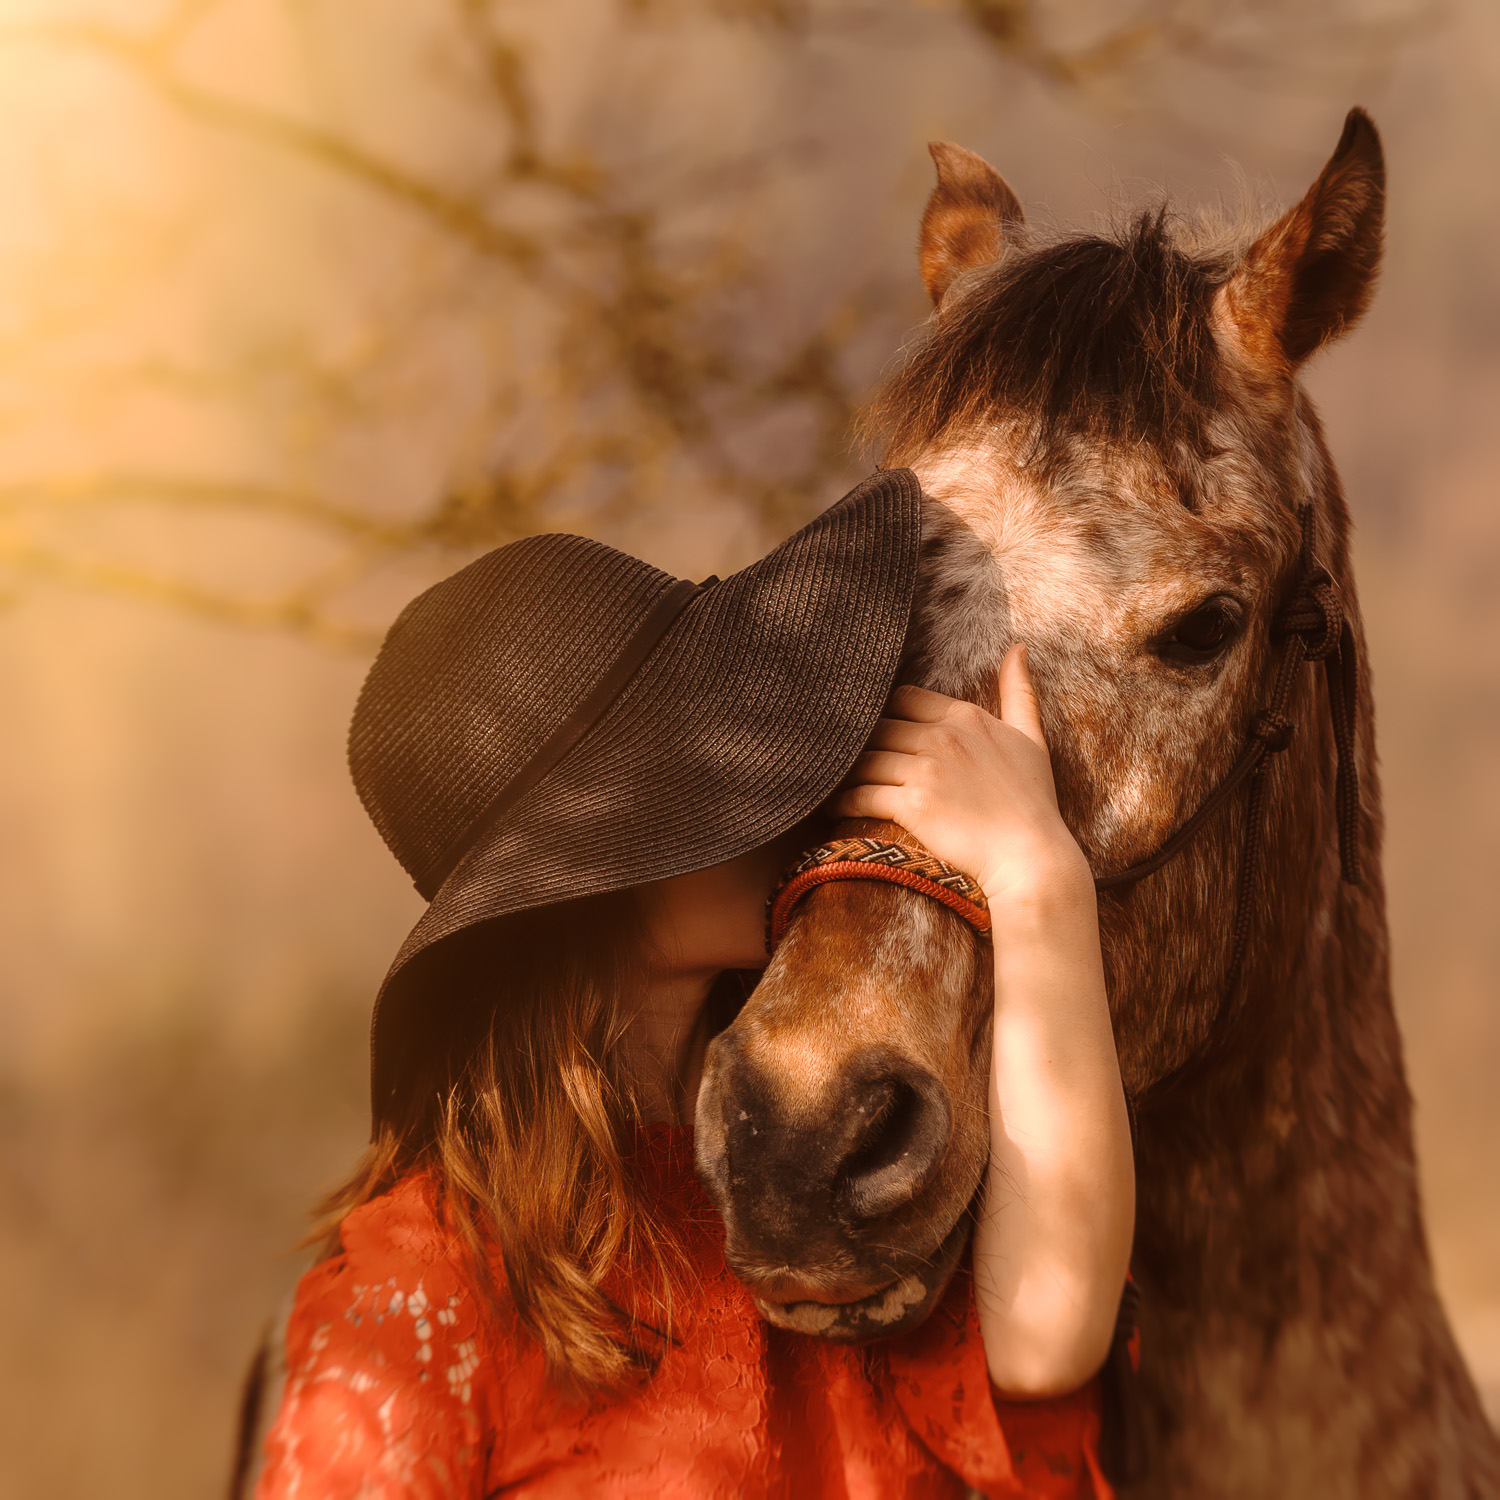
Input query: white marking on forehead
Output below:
<box><xmin>915</xmin><ymin>446</ymin><xmax>1123</xmax><ymax>610</ymax></box>
<box><xmin>912</xmin><ymin>444</ymin><xmax>1230</xmax><ymax>669</ymax></box>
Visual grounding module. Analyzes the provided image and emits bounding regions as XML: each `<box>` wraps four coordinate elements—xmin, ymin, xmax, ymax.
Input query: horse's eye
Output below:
<box><xmin>1158</xmin><ymin>596</ymin><xmax>1244</xmax><ymax>666</ymax></box>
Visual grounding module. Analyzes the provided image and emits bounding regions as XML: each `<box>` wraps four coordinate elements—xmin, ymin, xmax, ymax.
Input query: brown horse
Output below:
<box><xmin>695</xmin><ymin>111</ymin><xmax>1500</xmax><ymax>1495</ymax></box>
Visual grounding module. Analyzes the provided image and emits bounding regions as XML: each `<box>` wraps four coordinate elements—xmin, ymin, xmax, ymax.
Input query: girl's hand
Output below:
<box><xmin>827</xmin><ymin>644</ymin><xmax>1090</xmax><ymax>911</ymax></box>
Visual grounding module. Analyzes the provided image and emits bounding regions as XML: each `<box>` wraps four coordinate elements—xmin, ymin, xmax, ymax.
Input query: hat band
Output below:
<box><xmin>413</xmin><ymin>575</ymin><xmax>711</xmax><ymax>900</ymax></box>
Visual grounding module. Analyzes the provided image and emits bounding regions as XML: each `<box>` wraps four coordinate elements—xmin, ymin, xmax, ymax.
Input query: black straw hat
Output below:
<box><xmin>352</xmin><ymin>468</ymin><xmax>923</xmax><ymax>1124</ymax></box>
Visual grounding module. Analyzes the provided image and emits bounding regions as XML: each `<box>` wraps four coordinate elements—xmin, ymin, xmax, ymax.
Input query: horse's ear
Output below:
<box><xmin>919</xmin><ymin>142</ymin><xmax>1024</xmax><ymax>307</ymax></box>
<box><xmin>1214</xmin><ymin>108</ymin><xmax>1385</xmax><ymax>372</ymax></box>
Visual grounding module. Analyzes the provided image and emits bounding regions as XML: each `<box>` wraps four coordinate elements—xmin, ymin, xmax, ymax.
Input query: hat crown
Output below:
<box><xmin>349</xmin><ymin>533</ymin><xmax>678</xmax><ymax>884</ymax></box>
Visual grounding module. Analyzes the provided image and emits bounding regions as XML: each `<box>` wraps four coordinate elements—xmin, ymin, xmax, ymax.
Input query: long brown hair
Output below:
<box><xmin>319</xmin><ymin>890</ymin><xmax>685</xmax><ymax>1400</ymax></box>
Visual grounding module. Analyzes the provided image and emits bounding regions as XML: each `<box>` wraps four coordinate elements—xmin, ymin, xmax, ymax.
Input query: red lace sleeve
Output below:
<box><xmin>884</xmin><ymin>1261</ymin><xmax>1113</xmax><ymax>1500</ymax></box>
<box><xmin>254</xmin><ymin>1175</ymin><xmax>493</xmax><ymax>1500</ymax></box>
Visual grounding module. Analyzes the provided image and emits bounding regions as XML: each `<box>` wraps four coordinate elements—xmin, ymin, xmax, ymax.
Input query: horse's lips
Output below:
<box><xmin>750</xmin><ymin>1210</ymin><xmax>973</xmax><ymax>1343</ymax></box>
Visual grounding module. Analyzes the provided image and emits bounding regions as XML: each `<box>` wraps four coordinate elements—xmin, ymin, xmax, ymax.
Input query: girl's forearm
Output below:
<box><xmin>971</xmin><ymin>859</ymin><xmax>1135</xmax><ymax>1397</ymax></box>
<box><xmin>826</xmin><ymin>662</ymin><xmax>1135</xmax><ymax>1393</ymax></box>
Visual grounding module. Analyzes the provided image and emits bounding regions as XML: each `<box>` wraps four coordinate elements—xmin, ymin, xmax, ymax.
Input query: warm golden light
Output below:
<box><xmin>0</xmin><ymin>2</ymin><xmax>1494</xmax><ymax>1495</ymax></box>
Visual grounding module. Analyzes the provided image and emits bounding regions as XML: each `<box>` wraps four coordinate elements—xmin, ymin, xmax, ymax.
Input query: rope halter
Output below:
<box><xmin>766</xmin><ymin>837</ymin><xmax>991</xmax><ymax>954</ymax></box>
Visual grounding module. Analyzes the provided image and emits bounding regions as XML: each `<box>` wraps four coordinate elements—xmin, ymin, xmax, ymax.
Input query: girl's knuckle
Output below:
<box><xmin>930</xmin><ymin>726</ymin><xmax>959</xmax><ymax>757</ymax></box>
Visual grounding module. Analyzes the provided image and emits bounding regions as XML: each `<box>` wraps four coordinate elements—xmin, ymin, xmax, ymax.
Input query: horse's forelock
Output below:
<box><xmin>867</xmin><ymin>210</ymin><xmax>1236</xmax><ymax>474</ymax></box>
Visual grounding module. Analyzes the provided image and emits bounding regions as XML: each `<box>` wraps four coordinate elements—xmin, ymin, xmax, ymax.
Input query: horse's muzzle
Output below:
<box><xmin>696</xmin><ymin>1033</ymin><xmax>952</xmax><ymax>1249</ymax></box>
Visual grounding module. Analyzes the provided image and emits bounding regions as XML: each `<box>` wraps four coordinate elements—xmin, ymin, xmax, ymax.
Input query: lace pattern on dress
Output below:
<box><xmin>255</xmin><ymin>1127</ymin><xmax>1111</xmax><ymax>1500</ymax></box>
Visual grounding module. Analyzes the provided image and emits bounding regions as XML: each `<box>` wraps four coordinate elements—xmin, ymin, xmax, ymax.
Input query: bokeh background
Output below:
<box><xmin>0</xmin><ymin>1</ymin><xmax>1494</xmax><ymax>1494</ymax></box>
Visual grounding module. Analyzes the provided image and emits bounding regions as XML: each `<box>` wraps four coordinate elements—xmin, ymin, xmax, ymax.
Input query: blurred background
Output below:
<box><xmin>0</xmin><ymin>0</ymin><xmax>1494</xmax><ymax>1494</ymax></box>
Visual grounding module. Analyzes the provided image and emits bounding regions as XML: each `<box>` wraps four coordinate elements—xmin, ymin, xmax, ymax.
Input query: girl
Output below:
<box><xmin>251</xmin><ymin>469</ymin><xmax>1135</xmax><ymax>1498</ymax></box>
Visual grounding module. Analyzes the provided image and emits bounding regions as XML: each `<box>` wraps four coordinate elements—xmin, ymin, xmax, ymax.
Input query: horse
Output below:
<box><xmin>695</xmin><ymin>110</ymin><xmax>1500</xmax><ymax>1496</ymax></box>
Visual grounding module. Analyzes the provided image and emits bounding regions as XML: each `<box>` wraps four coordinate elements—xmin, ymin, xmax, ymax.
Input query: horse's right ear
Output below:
<box><xmin>919</xmin><ymin>142</ymin><xmax>1024</xmax><ymax>307</ymax></box>
<box><xmin>1214</xmin><ymin>108</ymin><xmax>1385</xmax><ymax>373</ymax></box>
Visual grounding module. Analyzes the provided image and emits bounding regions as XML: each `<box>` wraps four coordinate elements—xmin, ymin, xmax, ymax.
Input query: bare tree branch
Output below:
<box><xmin>20</xmin><ymin>17</ymin><xmax>543</xmax><ymax>272</ymax></box>
<box><xmin>0</xmin><ymin>0</ymin><xmax>1436</xmax><ymax>648</ymax></box>
<box><xmin>0</xmin><ymin>474</ymin><xmax>406</xmax><ymax>544</ymax></box>
<box><xmin>961</xmin><ymin>0</ymin><xmax>1436</xmax><ymax>95</ymax></box>
<box><xmin>0</xmin><ymin>543</ymin><xmax>381</xmax><ymax>651</ymax></box>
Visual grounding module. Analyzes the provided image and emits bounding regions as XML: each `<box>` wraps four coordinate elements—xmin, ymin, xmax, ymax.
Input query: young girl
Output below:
<box><xmin>251</xmin><ymin>470</ymin><xmax>1135</xmax><ymax>1498</ymax></box>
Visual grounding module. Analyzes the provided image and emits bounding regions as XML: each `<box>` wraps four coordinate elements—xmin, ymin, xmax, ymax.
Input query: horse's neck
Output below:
<box><xmin>1133</xmin><ymin>866</ymin><xmax>1415</xmax><ymax>1324</ymax></box>
<box><xmin>1129</xmin><ymin>592</ymin><xmax>1500</xmax><ymax>1496</ymax></box>
<box><xmin>1132</xmin><ymin>881</ymin><xmax>1498</xmax><ymax>1495</ymax></box>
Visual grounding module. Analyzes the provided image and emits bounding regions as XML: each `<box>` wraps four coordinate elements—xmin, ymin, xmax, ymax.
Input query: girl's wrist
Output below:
<box><xmin>985</xmin><ymin>848</ymin><xmax>1101</xmax><ymax>1000</ymax></box>
<box><xmin>979</xmin><ymin>835</ymin><xmax>1095</xmax><ymax>922</ymax></box>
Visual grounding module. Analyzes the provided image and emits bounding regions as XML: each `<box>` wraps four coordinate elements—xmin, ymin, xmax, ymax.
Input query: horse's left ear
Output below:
<box><xmin>919</xmin><ymin>142</ymin><xmax>1025</xmax><ymax>307</ymax></box>
<box><xmin>1214</xmin><ymin>108</ymin><xmax>1385</xmax><ymax>372</ymax></box>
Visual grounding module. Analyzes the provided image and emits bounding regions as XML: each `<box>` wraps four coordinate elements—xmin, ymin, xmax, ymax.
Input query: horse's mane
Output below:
<box><xmin>866</xmin><ymin>210</ymin><xmax>1240</xmax><ymax>471</ymax></box>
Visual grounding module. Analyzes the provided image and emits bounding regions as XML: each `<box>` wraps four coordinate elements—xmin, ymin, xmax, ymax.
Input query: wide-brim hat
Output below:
<box><xmin>351</xmin><ymin>468</ymin><xmax>923</xmax><ymax>1125</ymax></box>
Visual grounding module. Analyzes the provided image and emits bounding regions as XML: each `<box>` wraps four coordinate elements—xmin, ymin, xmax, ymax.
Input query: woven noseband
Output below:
<box><xmin>765</xmin><ymin>838</ymin><xmax>992</xmax><ymax>954</ymax></box>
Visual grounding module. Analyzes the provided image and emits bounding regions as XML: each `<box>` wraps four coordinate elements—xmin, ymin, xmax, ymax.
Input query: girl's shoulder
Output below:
<box><xmin>255</xmin><ymin>1172</ymin><xmax>520</xmax><ymax>1499</ymax></box>
<box><xmin>334</xmin><ymin>1171</ymin><xmax>463</xmax><ymax>1276</ymax></box>
<box><xmin>293</xmin><ymin>1170</ymin><xmax>496</xmax><ymax>1372</ymax></box>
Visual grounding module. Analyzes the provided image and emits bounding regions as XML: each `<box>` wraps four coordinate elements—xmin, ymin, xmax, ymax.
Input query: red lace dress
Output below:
<box><xmin>255</xmin><ymin>1126</ymin><xmax>1113</xmax><ymax>1499</ymax></box>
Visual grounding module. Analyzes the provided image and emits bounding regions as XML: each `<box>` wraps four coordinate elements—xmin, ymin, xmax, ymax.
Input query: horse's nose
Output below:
<box><xmin>838</xmin><ymin>1056</ymin><xmax>952</xmax><ymax>1219</ymax></box>
<box><xmin>703</xmin><ymin>1039</ymin><xmax>952</xmax><ymax>1234</ymax></box>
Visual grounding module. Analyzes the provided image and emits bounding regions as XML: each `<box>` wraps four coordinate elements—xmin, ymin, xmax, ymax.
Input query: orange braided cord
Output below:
<box><xmin>766</xmin><ymin>839</ymin><xmax>991</xmax><ymax>952</ymax></box>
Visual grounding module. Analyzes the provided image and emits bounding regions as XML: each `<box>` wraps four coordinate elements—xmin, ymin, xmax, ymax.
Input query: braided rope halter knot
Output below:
<box><xmin>766</xmin><ymin>838</ymin><xmax>990</xmax><ymax>954</ymax></box>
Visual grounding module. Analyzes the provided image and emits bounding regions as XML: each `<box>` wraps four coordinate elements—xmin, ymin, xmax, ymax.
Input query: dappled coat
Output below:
<box><xmin>254</xmin><ymin>1126</ymin><xmax>1113</xmax><ymax>1499</ymax></box>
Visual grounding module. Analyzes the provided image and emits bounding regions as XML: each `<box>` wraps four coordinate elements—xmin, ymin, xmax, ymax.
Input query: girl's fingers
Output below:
<box><xmin>884</xmin><ymin>683</ymin><xmax>963</xmax><ymax>723</ymax></box>
<box><xmin>826</xmin><ymin>782</ymin><xmax>904</xmax><ymax>821</ymax></box>
<box><xmin>998</xmin><ymin>643</ymin><xmax>1047</xmax><ymax>750</ymax></box>
<box><xmin>860</xmin><ymin>717</ymin><xmax>929</xmax><ymax>753</ymax></box>
<box><xmin>841</xmin><ymin>749</ymin><xmax>916</xmax><ymax>788</ymax></box>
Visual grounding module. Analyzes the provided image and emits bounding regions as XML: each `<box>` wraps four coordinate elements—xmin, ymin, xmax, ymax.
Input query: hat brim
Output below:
<box><xmin>369</xmin><ymin>468</ymin><xmax>923</xmax><ymax>1123</ymax></box>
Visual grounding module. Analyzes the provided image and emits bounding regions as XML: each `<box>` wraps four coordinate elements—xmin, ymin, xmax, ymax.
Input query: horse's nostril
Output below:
<box><xmin>839</xmin><ymin>1066</ymin><xmax>951</xmax><ymax>1220</ymax></box>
